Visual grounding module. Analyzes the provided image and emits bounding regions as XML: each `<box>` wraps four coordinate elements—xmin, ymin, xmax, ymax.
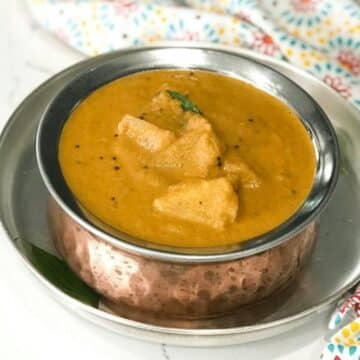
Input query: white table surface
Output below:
<box><xmin>0</xmin><ymin>2</ymin><xmax>331</xmax><ymax>359</ymax></box>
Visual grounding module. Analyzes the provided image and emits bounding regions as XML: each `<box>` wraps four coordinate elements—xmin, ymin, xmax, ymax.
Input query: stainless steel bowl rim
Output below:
<box><xmin>35</xmin><ymin>44</ymin><xmax>340</xmax><ymax>263</ymax></box>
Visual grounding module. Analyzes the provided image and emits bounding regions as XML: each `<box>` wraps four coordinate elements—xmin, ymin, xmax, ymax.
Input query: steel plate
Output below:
<box><xmin>0</xmin><ymin>43</ymin><xmax>359</xmax><ymax>346</ymax></box>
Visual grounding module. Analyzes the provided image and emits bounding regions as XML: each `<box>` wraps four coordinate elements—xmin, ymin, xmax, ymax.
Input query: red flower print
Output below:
<box><xmin>291</xmin><ymin>0</ymin><xmax>321</xmax><ymax>13</ymax></box>
<box><xmin>337</xmin><ymin>49</ymin><xmax>360</xmax><ymax>76</ymax></box>
<box><xmin>111</xmin><ymin>1</ymin><xmax>138</xmax><ymax>17</ymax></box>
<box><xmin>251</xmin><ymin>32</ymin><xmax>278</xmax><ymax>56</ymax></box>
<box><xmin>324</xmin><ymin>75</ymin><xmax>352</xmax><ymax>100</ymax></box>
<box><xmin>339</xmin><ymin>288</ymin><xmax>360</xmax><ymax>317</ymax></box>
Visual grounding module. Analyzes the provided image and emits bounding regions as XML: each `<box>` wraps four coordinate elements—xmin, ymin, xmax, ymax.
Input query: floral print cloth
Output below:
<box><xmin>28</xmin><ymin>0</ymin><xmax>360</xmax><ymax>108</ymax></box>
<box><xmin>27</xmin><ymin>0</ymin><xmax>360</xmax><ymax>358</ymax></box>
<box><xmin>322</xmin><ymin>287</ymin><xmax>360</xmax><ymax>359</ymax></box>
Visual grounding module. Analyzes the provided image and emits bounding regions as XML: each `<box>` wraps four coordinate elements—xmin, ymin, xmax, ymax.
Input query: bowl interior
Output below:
<box><xmin>36</xmin><ymin>46</ymin><xmax>339</xmax><ymax>261</ymax></box>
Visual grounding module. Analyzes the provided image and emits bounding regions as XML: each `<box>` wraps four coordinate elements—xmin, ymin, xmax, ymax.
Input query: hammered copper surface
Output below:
<box><xmin>49</xmin><ymin>198</ymin><xmax>317</xmax><ymax>318</ymax></box>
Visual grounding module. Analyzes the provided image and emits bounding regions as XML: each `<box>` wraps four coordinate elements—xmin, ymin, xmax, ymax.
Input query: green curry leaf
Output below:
<box><xmin>23</xmin><ymin>241</ymin><xmax>100</xmax><ymax>307</ymax></box>
<box><xmin>167</xmin><ymin>90</ymin><xmax>202</xmax><ymax>114</ymax></box>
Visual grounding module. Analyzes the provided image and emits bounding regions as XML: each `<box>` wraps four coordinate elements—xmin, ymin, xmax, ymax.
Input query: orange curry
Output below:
<box><xmin>59</xmin><ymin>70</ymin><xmax>316</xmax><ymax>248</ymax></box>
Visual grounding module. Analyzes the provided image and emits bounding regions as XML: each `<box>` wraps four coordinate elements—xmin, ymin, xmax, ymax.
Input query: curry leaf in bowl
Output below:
<box><xmin>23</xmin><ymin>241</ymin><xmax>100</xmax><ymax>307</ymax></box>
<box><xmin>167</xmin><ymin>90</ymin><xmax>202</xmax><ymax>114</ymax></box>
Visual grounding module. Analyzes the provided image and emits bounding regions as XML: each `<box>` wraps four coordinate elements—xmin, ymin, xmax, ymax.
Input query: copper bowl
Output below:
<box><xmin>36</xmin><ymin>46</ymin><xmax>339</xmax><ymax>319</ymax></box>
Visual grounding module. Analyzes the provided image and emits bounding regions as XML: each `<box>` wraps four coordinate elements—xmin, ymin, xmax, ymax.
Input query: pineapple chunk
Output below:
<box><xmin>223</xmin><ymin>153</ymin><xmax>262</xmax><ymax>189</ymax></box>
<box><xmin>153</xmin><ymin>129</ymin><xmax>221</xmax><ymax>178</ymax></box>
<box><xmin>118</xmin><ymin>114</ymin><xmax>176</xmax><ymax>152</ymax></box>
<box><xmin>149</xmin><ymin>90</ymin><xmax>183</xmax><ymax>116</ymax></box>
<box><xmin>184</xmin><ymin>113</ymin><xmax>212</xmax><ymax>132</ymax></box>
<box><xmin>153</xmin><ymin>178</ymin><xmax>238</xmax><ymax>230</ymax></box>
<box><xmin>140</xmin><ymin>90</ymin><xmax>187</xmax><ymax>131</ymax></box>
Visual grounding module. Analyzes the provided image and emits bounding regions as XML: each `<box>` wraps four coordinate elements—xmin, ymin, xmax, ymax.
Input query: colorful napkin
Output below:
<box><xmin>27</xmin><ymin>0</ymin><xmax>360</xmax><ymax>357</ymax></box>
<box><xmin>322</xmin><ymin>287</ymin><xmax>360</xmax><ymax>359</ymax></box>
<box><xmin>28</xmin><ymin>0</ymin><xmax>360</xmax><ymax>108</ymax></box>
